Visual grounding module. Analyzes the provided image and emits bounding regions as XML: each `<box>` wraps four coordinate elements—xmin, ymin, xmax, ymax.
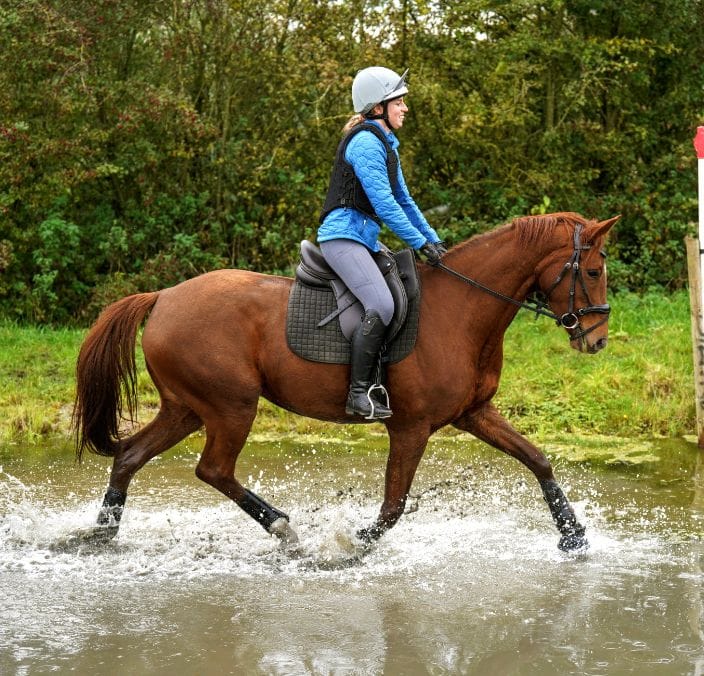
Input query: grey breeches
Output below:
<box><xmin>319</xmin><ymin>239</ymin><xmax>394</xmax><ymax>326</ymax></box>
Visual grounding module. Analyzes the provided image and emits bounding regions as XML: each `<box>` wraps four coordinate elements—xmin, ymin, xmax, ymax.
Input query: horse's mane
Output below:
<box><xmin>447</xmin><ymin>212</ymin><xmax>590</xmax><ymax>256</ymax></box>
<box><xmin>513</xmin><ymin>212</ymin><xmax>589</xmax><ymax>247</ymax></box>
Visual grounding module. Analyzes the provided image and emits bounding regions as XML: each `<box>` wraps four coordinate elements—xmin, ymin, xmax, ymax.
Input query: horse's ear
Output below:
<box><xmin>587</xmin><ymin>215</ymin><xmax>620</xmax><ymax>241</ymax></box>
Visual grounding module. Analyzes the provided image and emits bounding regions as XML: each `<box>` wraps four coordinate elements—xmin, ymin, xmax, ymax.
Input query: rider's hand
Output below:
<box><xmin>420</xmin><ymin>242</ymin><xmax>443</xmax><ymax>266</ymax></box>
<box><xmin>435</xmin><ymin>241</ymin><xmax>448</xmax><ymax>255</ymax></box>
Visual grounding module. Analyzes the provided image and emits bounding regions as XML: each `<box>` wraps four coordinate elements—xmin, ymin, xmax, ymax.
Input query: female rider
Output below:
<box><xmin>318</xmin><ymin>66</ymin><xmax>446</xmax><ymax>420</ymax></box>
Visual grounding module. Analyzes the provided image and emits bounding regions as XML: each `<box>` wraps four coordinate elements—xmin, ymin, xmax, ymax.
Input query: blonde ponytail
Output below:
<box><xmin>342</xmin><ymin>114</ymin><xmax>365</xmax><ymax>134</ymax></box>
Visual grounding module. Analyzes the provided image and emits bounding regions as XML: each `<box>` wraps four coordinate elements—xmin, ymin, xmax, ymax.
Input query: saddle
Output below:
<box><xmin>286</xmin><ymin>241</ymin><xmax>421</xmax><ymax>365</ymax></box>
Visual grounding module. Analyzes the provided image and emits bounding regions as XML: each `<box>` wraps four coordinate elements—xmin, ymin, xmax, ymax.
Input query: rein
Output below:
<box><xmin>436</xmin><ymin>223</ymin><xmax>610</xmax><ymax>340</ymax></box>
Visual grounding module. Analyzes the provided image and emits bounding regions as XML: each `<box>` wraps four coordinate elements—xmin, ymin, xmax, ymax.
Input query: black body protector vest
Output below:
<box><xmin>319</xmin><ymin>123</ymin><xmax>399</xmax><ymax>225</ymax></box>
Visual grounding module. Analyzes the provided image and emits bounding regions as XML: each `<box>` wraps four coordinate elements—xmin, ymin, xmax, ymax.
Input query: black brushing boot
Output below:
<box><xmin>345</xmin><ymin>310</ymin><xmax>393</xmax><ymax>419</ymax></box>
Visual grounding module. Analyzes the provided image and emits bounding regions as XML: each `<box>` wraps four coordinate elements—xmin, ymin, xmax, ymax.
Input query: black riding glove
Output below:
<box><xmin>435</xmin><ymin>241</ymin><xmax>448</xmax><ymax>255</ymax></box>
<box><xmin>420</xmin><ymin>242</ymin><xmax>443</xmax><ymax>266</ymax></box>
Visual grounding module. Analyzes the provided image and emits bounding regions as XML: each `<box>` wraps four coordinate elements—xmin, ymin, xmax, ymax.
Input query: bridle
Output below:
<box><xmin>436</xmin><ymin>223</ymin><xmax>610</xmax><ymax>341</ymax></box>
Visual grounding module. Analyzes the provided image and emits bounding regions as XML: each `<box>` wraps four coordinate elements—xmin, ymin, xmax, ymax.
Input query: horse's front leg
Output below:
<box><xmin>454</xmin><ymin>403</ymin><xmax>587</xmax><ymax>552</ymax></box>
<box><xmin>195</xmin><ymin>414</ymin><xmax>299</xmax><ymax>550</ymax></box>
<box><xmin>357</xmin><ymin>425</ymin><xmax>430</xmax><ymax>544</ymax></box>
<box><xmin>538</xmin><ymin>477</ymin><xmax>587</xmax><ymax>551</ymax></box>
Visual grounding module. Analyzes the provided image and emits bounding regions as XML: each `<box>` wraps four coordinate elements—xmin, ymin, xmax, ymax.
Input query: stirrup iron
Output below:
<box><xmin>365</xmin><ymin>383</ymin><xmax>391</xmax><ymax>420</ymax></box>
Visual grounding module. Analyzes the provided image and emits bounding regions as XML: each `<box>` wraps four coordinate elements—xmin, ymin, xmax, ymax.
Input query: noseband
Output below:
<box><xmin>536</xmin><ymin>222</ymin><xmax>610</xmax><ymax>339</ymax></box>
<box><xmin>436</xmin><ymin>223</ymin><xmax>610</xmax><ymax>341</ymax></box>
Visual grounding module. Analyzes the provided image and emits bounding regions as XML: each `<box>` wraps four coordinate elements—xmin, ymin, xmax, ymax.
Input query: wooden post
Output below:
<box><xmin>686</xmin><ymin>237</ymin><xmax>704</xmax><ymax>446</ymax></box>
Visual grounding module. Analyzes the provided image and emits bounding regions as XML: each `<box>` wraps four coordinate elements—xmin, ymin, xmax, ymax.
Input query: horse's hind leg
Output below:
<box><xmin>195</xmin><ymin>411</ymin><xmax>298</xmax><ymax>548</ymax></box>
<box><xmin>93</xmin><ymin>400</ymin><xmax>203</xmax><ymax>538</ymax></box>
<box><xmin>357</xmin><ymin>425</ymin><xmax>430</xmax><ymax>544</ymax></box>
<box><xmin>454</xmin><ymin>403</ymin><xmax>587</xmax><ymax>552</ymax></box>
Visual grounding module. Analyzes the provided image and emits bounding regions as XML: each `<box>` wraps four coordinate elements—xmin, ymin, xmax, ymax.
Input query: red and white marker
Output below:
<box><xmin>694</xmin><ymin>126</ymin><xmax>704</xmax><ymax>320</ymax></box>
<box><xmin>694</xmin><ymin>126</ymin><xmax>704</xmax><ymax>228</ymax></box>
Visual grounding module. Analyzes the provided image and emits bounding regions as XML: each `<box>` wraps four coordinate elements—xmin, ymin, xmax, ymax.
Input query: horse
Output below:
<box><xmin>73</xmin><ymin>211</ymin><xmax>618</xmax><ymax>553</ymax></box>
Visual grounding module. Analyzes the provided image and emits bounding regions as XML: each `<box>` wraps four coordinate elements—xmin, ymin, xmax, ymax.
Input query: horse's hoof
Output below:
<box><xmin>354</xmin><ymin>532</ymin><xmax>374</xmax><ymax>552</ymax></box>
<box><xmin>355</xmin><ymin>525</ymin><xmax>382</xmax><ymax>547</ymax></box>
<box><xmin>50</xmin><ymin>526</ymin><xmax>118</xmax><ymax>553</ymax></box>
<box><xmin>269</xmin><ymin>518</ymin><xmax>300</xmax><ymax>551</ymax></box>
<box><xmin>305</xmin><ymin>530</ymin><xmax>368</xmax><ymax>570</ymax></box>
<box><xmin>558</xmin><ymin>529</ymin><xmax>589</xmax><ymax>553</ymax></box>
<box><xmin>333</xmin><ymin>530</ymin><xmax>369</xmax><ymax>559</ymax></box>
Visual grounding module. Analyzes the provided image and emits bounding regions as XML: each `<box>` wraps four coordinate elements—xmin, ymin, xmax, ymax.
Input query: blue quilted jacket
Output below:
<box><xmin>317</xmin><ymin>121</ymin><xmax>441</xmax><ymax>252</ymax></box>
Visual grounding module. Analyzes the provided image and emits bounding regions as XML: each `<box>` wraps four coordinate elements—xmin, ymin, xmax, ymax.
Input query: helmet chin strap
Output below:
<box><xmin>364</xmin><ymin>101</ymin><xmax>395</xmax><ymax>130</ymax></box>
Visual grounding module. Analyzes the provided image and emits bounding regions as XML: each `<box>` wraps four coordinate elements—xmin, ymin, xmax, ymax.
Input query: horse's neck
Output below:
<box><xmin>452</xmin><ymin>225</ymin><xmax>548</xmax><ymax>300</ymax></box>
<box><xmin>427</xmin><ymin>226</ymin><xmax>550</xmax><ymax>345</ymax></box>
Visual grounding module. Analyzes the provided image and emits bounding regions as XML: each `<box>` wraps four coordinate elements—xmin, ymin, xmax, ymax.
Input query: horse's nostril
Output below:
<box><xmin>593</xmin><ymin>337</ymin><xmax>608</xmax><ymax>352</ymax></box>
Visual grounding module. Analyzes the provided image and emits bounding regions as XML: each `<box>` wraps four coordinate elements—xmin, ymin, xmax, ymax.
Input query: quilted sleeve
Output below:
<box><xmin>394</xmin><ymin>164</ymin><xmax>441</xmax><ymax>244</ymax></box>
<box><xmin>345</xmin><ymin>132</ymin><xmax>429</xmax><ymax>249</ymax></box>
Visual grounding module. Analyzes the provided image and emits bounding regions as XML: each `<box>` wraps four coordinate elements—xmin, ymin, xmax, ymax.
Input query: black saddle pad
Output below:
<box><xmin>286</xmin><ymin>282</ymin><xmax>420</xmax><ymax>365</ymax></box>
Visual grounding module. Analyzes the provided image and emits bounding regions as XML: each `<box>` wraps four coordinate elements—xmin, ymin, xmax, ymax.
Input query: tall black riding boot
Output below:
<box><xmin>345</xmin><ymin>310</ymin><xmax>393</xmax><ymax>419</ymax></box>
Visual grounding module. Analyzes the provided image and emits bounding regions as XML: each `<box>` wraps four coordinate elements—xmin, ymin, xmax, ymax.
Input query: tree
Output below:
<box><xmin>1</xmin><ymin>0</ymin><xmax>703</xmax><ymax>322</ymax></box>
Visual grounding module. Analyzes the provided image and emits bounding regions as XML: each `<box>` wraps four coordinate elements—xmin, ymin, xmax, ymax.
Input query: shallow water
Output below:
<box><xmin>1</xmin><ymin>433</ymin><xmax>703</xmax><ymax>675</ymax></box>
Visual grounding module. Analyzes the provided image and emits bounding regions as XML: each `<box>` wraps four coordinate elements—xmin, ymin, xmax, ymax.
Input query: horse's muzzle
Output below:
<box><xmin>570</xmin><ymin>333</ymin><xmax>608</xmax><ymax>354</ymax></box>
<box><xmin>588</xmin><ymin>336</ymin><xmax>608</xmax><ymax>353</ymax></box>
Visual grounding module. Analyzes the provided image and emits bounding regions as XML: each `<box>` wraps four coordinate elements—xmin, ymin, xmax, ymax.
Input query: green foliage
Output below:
<box><xmin>84</xmin><ymin>229</ymin><xmax>227</xmax><ymax>321</ymax></box>
<box><xmin>31</xmin><ymin>213</ymin><xmax>86</xmax><ymax>322</ymax></box>
<box><xmin>0</xmin><ymin>291</ymin><xmax>695</xmax><ymax>442</ymax></box>
<box><xmin>1</xmin><ymin>0</ymin><xmax>703</xmax><ymax>322</ymax></box>
<box><xmin>497</xmin><ymin>291</ymin><xmax>694</xmax><ymax>438</ymax></box>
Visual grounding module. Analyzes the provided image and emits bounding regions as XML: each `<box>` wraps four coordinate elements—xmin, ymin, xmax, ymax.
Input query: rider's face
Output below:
<box><xmin>371</xmin><ymin>97</ymin><xmax>408</xmax><ymax>132</ymax></box>
<box><xmin>386</xmin><ymin>97</ymin><xmax>407</xmax><ymax>130</ymax></box>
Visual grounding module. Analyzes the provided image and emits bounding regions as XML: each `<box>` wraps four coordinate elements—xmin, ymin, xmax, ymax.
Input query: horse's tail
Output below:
<box><xmin>73</xmin><ymin>292</ymin><xmax>160</xmax><ymax>462</ymax></box>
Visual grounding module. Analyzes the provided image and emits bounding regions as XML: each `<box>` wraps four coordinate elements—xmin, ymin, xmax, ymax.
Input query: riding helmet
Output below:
<box><xmin>351</xmin><ymin>67</ymin><xmax>409</xmax><ymax>115</ymax></box>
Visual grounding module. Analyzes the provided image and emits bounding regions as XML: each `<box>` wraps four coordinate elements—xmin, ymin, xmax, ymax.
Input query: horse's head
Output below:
<box><xmin>533</xmin><ymin>214</ymin><xmax>619</xmax><ymax>354</ymax></box>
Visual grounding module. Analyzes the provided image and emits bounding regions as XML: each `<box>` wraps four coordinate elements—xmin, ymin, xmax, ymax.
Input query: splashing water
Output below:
<box><xmin>1</xmin><ymin>437</ymin><xmax>703</xmax><ymax>674</ymax></box>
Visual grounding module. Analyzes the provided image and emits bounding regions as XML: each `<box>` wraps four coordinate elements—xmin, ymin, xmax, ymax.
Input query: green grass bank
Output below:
<box><xmin>0</xmin><ymin>291</ymin><xmax>695</xmax><ymax>445</ymax></box>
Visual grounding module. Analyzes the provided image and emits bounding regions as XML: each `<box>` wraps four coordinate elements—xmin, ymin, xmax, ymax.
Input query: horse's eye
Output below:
<box><xmin>587</xmin><ymin>269</ymin><xmax>601</xmax><ymax>279</ymax></box>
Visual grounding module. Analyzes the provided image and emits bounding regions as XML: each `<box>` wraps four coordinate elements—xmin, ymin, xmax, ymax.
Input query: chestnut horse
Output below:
<box><xmin>73</xmin><ymin>212</ymin><xmax>617</xmax><ymax>552</ymax></box>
